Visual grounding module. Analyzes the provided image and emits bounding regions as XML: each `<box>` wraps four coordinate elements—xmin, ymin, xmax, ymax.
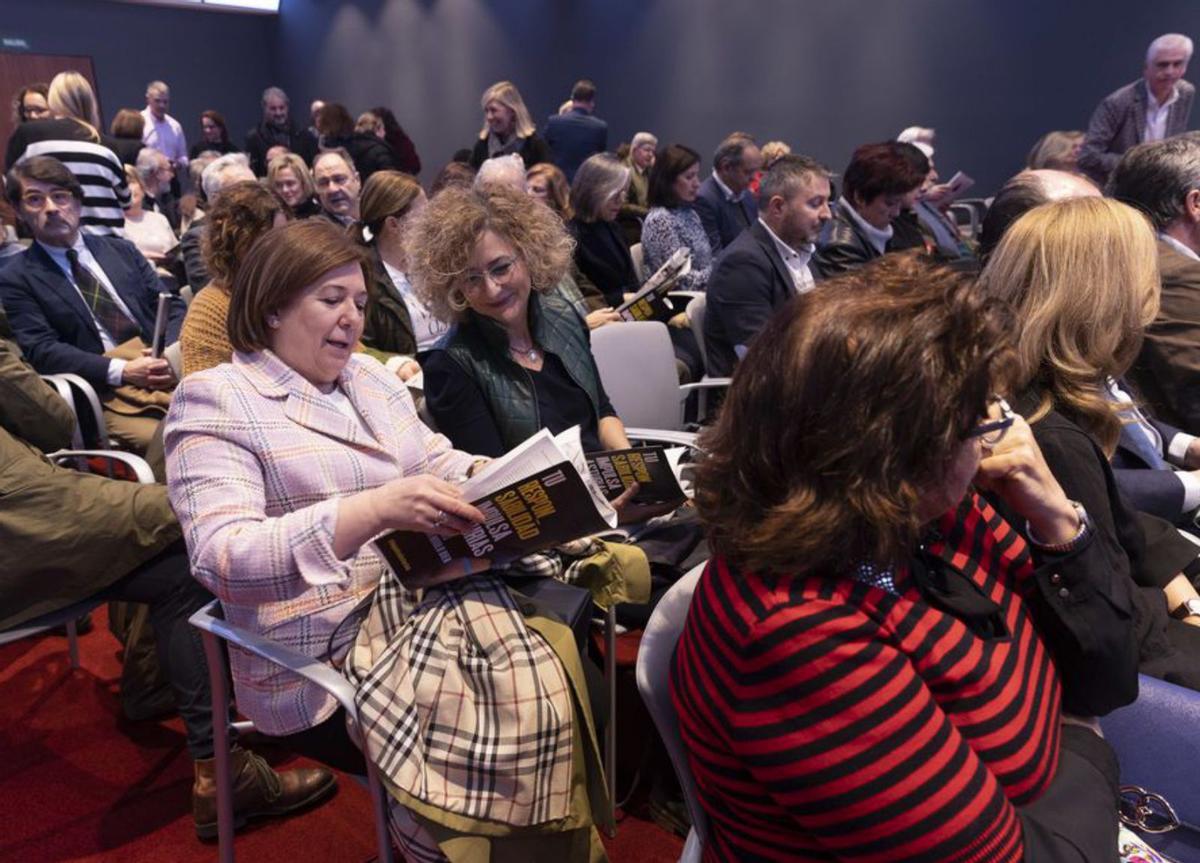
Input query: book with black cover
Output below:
<box><xmin>374</xmin><ymin>427</ymin><xmax>617</xmax><ymax>581</ymax></box>
<box><xmin>585</xmin><ymin>446</ymin><xmax>687</xmax><ymax>507</ymax></box>
<box><xmin>616</xmin><ymin>247</ymin><xmax>691</xmax><ymax>322</ymax></box>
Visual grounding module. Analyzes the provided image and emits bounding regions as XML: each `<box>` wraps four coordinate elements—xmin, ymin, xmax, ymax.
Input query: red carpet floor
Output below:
<box><xmin>0</xmin><ymin>609</ymin><xmax>684</xmax><ymax>862</ymax></box>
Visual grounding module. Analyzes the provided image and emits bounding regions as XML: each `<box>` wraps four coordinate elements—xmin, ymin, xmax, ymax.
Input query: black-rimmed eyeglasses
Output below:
<box><xmin>966</xmin><ymin>397</ymin><xmax>1015</xmax><ymax>447</ymax></box>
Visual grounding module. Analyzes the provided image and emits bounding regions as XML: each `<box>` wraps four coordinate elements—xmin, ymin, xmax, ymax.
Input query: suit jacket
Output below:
<box><xmin>705</xmin><ymin>221</ymin><xmax>819</xmax><ymax>377</ymax></box>
<box><xmin>814</xmin><ymin>203</ymin><xmax>881</xmax><ymax>277</ymax></box>
<box><xmin>0</xmin><ymin>319</ymin><xmax>180</xmax><ymax>629</ymax></box>
<box><xmin>693</xmin><ymin>176</ymin><xmax>757</xmax><ymax>255</ymax></box>
<box><xmin>544</xmin><ymin>108</ymin><xmax>608</xmax><ymax>182</ymax></box>
<box><xmin>1078</xmin><ymin>78</ymin><xmax>1195</xmax><ymax>184</ymax></box>
<box><xmin>164</xmin><ymin>349</ymin><xmax>475</xmax><ymax>735</ymax></box>
<box><xmin>180</xmin><ymin>218</ymin><xmax>209</xmax><ymax>290</ymax></box>
<box><xmin>568</xmin><ymin>218</ymin><xmax>638</xmax><ymax>307</ymax></box>
<box><xmin>0</xmin><ymin>235</ymin><xmax>186</xmax><ymax>390</ymax></box>
<box><xmin>1129</xmin><ymin>240</ymin><xmax>1200</xmax><ymax>432</ymax></box>
<box><xmin>1112</xmin><ymin>410</ymin><xmax>1190</xmax><ymax>522</ymax></box>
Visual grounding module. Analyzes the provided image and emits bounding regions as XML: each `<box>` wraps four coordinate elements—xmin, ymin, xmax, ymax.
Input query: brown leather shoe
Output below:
<box><xmin>193</xmin><ymin>747</ymin><xmax>337</xmax><ymax>841</ymax></box>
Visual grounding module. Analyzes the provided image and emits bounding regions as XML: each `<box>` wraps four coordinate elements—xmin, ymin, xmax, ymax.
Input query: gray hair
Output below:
<box><xmin>1148</xmin><ymin>33</ymin><xmax>1194</xmax><ymax>64</ymax></box>
<box><xmin>758</xmin><ymin>154</ymin><xmax>832</xmax><ymax>204</ymax></box>
<box><xmin>201</xmin><ymin>152</ymin><xmax>253</xmax><ymax>201</ymax></box>
<box><xmin>897</xmin><ymin>126</ymin><xmax>936</xmax><ymax>146</ymax></box>
<box><xmin>712</xmin><ymin>132</ymin><xmax>757</xmax><ymax>171</ymax></box>
<box><xmin>261</xmin><ymin>86</ymin><xmax>289</xmax><ymax>106</ymax></box>
<box><xmin>630</xmin><ymin>132</ymin><xmax>658</xmax><ymax>152</ymax></box>
<box><xmin>134</xmin><ymin>147</ymin><xmax>168</xmax><ymax>185</ymax></box>
<box><xmin>570</xmin><ymin>153</ymin><xmax>631</xmax><ymax>222</ymax></box>
<box><xmin>1109</xmin><ymin>136</ymin><xmax>1200</xmax><ymax>231</ymax></box>
<box><xmin>145</xmin><ymin>80</ymin><xmax>169</xmax><ymax>98</ymax></box>
<box><xmin>474</xmin><ymin>154</ymin><xmax>527</xmax><ymax>191</ymax></box>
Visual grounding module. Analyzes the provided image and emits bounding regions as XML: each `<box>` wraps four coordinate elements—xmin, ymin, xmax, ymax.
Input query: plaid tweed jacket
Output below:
<box><xmin>164</xmin><ymin>349</ymin><xmax>475</xmax><ymax>735</ymax></box>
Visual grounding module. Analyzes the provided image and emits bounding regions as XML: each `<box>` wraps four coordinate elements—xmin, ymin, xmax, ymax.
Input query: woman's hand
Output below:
<box><xmin>396</xmin><ymin>359</ymin><xmax>421</xmax><ymax>382</ymax></box>
<box><xmin>368</xmin><ymin>474</ymin><xmax>485</xmax><ymax>537</ymax></box>
<box><xmin>611</xmin><ymin>481</ymin><xmax>678</xmax><ymax>525</ymax></box>
<box><xmin>585</xmin><ymin>308</ymin><xmax>622</xmax><ymax>330</ymax></box>
<box><xmin>973</xmin><ymin>415</ymin><xmax>1081</xmax><ymax>545</ymax></box>
<box><xmin>668</xmin><ymin>311</ymin><xmax>690</xmax><ymax>329</ymax></box>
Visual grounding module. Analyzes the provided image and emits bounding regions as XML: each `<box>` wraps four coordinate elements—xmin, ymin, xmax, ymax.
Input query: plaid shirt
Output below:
<box><xmin>164</xmin><ymin>350</ymin><xmax>475</xmax><ymax>735</ymax></box>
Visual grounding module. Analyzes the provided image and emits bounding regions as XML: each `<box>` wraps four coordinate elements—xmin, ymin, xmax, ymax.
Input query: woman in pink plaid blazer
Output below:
<box><xmin>165</xmin><ymin>221</ymin><xmax>603</xmax><ymax>858</ymax></box>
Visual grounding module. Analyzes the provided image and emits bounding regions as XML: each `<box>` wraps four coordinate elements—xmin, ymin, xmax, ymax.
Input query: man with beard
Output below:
<box><xmin>244</xmin><ymin>86</ymin><xmax>316</xmax><ymax>177</ymax></box>
<box><xmin>703</xmin><ymin>154</ymin><xmax>832</xmax><ymax>376</ymax></box>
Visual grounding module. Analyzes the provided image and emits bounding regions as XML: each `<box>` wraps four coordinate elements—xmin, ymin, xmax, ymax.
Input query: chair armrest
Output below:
<box><xmin>188</xmin><ymin>600</ymin><xmax>359</xmax><ymax>716</ymax></box>
<box><xmin>53</xmin><ymin>372</ymin><xmax>107</xmax><ymax>445</ymax></box>
<box><xmin>625</xmin><ymin>428</ymin><xmax>699</xmax><ymax>449</ymax></box>
<box><xmin>50</xmin><ymin>449</ymin><xmax>156</xmax><ymax>484</ymax></box>
<box><xmin>40</xmin><ymin>374</ymin><xmax>84</xmax><ymax>449</ymax></box>
<box><xmin>677</xmin><ymin>378</ymin><xmax>731</xmax><ymax>403</ymax></box>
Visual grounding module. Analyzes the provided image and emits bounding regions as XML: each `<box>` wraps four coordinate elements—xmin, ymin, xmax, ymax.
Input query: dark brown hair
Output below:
<box><xmin>647</xmin><ymin>144</ymin><xmax>700</xmax><ymax>208</ymax></box>
<box><xmin>110</xmin><ymin>107</ymin><xmax>145</xmax><ymax>139</ymax></box>
<box><xmin>200</xmin><ymin>109</ymin><xmax>231</xmax><ymax>146</ymax></box>
<box><xmin>6</xmin><ymin>155</ymin><xmax>83</xmax><ymax>206</ymax></box>
<box><xmin>842</xmin><ymin>142</ymin><xmax>926</xmax><ymax>207</ymax></box>
<box><xmin>315</xmin><ymin>103</ymin><xmax>355</xmax><ymax>139</ymax></box>
<box><xmin>695</xmin><ymin>252</ymin><xmax>1015</xmax><ymax>576</ymax></box>
<box><xmin>202</xmin><ymin>180</ymin><xmax>290</xmax><ymax>289</ymax></box>
<box><xmin>227</xmin><ymin>219</ymin><xmax>370</xmax><ymax>352</ymax></box>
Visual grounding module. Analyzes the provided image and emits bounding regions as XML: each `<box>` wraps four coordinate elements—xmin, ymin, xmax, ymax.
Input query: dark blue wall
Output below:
<box><xmin>275</xmin><ymin>0</ymin><xmax>1200</xmax><ymax>193</ymax></box>
<box><xmin>2</xmin><ymin>0</ymin><xmax>278</xmax><ymax>153</ymax></box>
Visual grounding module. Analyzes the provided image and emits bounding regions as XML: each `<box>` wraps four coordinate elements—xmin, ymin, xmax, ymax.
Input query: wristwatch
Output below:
<box><xmin>1027</xmin><ymin>500</ymin><xmax>1091</xmax><ymax>553</ymax></box>
<box><xmin>1170</xmin><ymin>598</ymin><xmax>1200</xmax><ymax>621</ymax></box>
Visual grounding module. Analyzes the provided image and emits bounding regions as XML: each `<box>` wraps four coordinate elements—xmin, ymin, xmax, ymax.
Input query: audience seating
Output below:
<box><xmin>189</xmin><ymin>600</ymin><xmax>395</xmax><ymax>863</ymax></box>
<box><xmin>0</xmin><ymin>449</ymin><xmax>156</xmax><ymax>667</ymax></box>
<box><xmin>590</xmin><ymin>321</ymin><xmax>728</xmax><ymax>430</ymax></box>
<box><xmin>630</xmin><ymin>243</ymin><xmax>647</xmax><ymax>284</ymax></box>
<box><xmin>634</xmin><ymin>560</ymin><xmax>709</xmax><ymax>863</ymax></box>
<box><xmin>1101</xmin><ymin>675</ymin><xmax>1200</xmax><ymax>861</ymax></box>
<box><xmin>43</xmin><ymin>372</ymin><xmax>111</xmax><ymax>449</ymax></box>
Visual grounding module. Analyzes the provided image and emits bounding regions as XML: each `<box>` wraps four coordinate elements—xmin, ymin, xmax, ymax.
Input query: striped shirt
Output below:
<box><xmin>670</xmin><ymin>495</ymin><xmax>1062</xmax><ymax>862</ymax></box>
<box><xmin>7</xmin><ymin>119</ymin><xmax>130</xmax><ymax>236</ymax></box>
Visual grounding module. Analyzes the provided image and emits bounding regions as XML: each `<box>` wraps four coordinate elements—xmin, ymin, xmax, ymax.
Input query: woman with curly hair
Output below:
<box><xmin>673</xmin><ymin>252</ymin><xmax>1129</xmax><ymax>862</ymax></box>
<box><xmin>178</xmin><ymin>180</ymin><xmax>289</xmax><ymax>376</ymax></box>
<box><xmin>978</xmin><ymin>195</ymin><xmax>1200</xmax><ymax>693</ymax></box>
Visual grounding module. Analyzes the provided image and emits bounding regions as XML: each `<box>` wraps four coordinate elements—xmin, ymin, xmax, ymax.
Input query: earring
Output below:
<box><xmin>267</xmin><ymin>315</ymin><xmax>280</xmax><ymax>328</ymax></box>
<box><xmin>447</xmin><ymin>288</ymin><xmax>469</xmax><ymax>312</ymax></box>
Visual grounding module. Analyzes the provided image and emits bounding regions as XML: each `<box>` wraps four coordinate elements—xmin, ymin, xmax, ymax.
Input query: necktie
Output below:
<box><xmin>66</xmin><ymin>249</ymin><xmax>140</xmax><ymax>345</ymax></box>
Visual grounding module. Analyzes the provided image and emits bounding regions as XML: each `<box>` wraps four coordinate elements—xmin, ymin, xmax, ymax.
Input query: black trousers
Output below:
<box><xmin>96</xmin><ymin>540</ymin><xmax>217</xmax><ymax>760</ymax></box>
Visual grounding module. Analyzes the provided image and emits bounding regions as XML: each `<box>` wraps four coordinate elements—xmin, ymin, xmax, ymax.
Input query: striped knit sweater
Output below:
<box><xmin>670</xmin><ymin>495</ymin><xmax>1063</xmax><ymax>862</ymax></box>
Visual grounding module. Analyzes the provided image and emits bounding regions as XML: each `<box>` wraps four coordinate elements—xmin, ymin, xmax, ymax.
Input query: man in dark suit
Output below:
<box><xmin>0</xmin><ymin>156</ymin><xmax>185</xmax><ymax>450</ymax></box>
<box><xmin>1079</xmin><ymin>33</ymin><xmax>1195</xmax><ymax>186</ymax></box>
<box><xmin>694</xmin><ymin>132</ymin><xmax>763</xmax><ymax>256</ymax></box>
<box><xmin>1112</xmin><ymin>136</ymin><xmax>1200</xmax><ymax>437</ymax></box>
<box><xmin>704</xmin><ymin>154</ymin><xmax>832</xmax><ymax>377</ymax></box>
<box><xmin>543</xmin><ymin>79</ymin><xmax>608</xmax><ymax>182</ymax></box>
<box><xmin>244</xmin><ymin>86</ymin><xmax>317</xmax><ymax>177</ymax></box>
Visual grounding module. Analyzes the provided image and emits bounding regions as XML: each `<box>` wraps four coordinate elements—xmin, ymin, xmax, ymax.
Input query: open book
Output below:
<box><xmin>374</xmin><ymin>427</ymin><xmax>617</xmax><ymax>581</ymax></box>
<box><xmin>585</xmin><ymin>445</ymin><xmax>688</xmax><ymax>507</ymax></box>
<box><xmin>617</xmin><ymin>247</ymin><xmax>692</xmax><ymax>322</ymax></box>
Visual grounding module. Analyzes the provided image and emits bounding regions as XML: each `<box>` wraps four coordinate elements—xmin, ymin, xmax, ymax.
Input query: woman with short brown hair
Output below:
<box><xmin>674</xmin><ymin>252</ymin><xmax>1127</xmax><ymax>862</ymax></box>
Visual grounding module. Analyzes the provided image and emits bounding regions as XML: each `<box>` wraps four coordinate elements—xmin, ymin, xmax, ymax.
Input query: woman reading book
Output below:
<box><xmin>164</xmin><ymin>219</ymin><xmax>611</xmax><ymax>861</ymax></box>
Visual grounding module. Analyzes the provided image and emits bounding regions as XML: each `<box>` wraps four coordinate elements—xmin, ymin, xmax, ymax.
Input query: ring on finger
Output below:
<box><xmin>433</xmin><ymin>509</ymin><xmax>446</xmax><ymax>527</ymax></box>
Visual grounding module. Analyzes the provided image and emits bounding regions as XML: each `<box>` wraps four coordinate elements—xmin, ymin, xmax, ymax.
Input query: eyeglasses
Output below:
<box><xmin>462</xmin><ymin>256</ymin><xmax>519</xmax><ymax>292</ymax></box>
<box><xmin>21</xmin><ymin>190</ymin><xmax>76</xmax><ymax>210</ymax></box>
<box><xmin>965</xmin><ymin>397</ymin><xmax>1015</xmax><ymax>446</ymax></box>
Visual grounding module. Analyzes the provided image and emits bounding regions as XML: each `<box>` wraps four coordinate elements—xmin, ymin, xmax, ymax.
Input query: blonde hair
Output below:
<box><xmin>478</xmin><ymin>80</ymin><xmax>536</xmax><ymax>140</ymax></box>
<box><xmin>406</xmin><ymin>184</ymin><xmax>574</xmax><ymax>323</ymax></box>
<box><xmin>48</xmin><ymin>72</ymin><xmax>100</xmax><ymax>140</ymax></box>
<box><xmin>267</xmin><ymin>152</ymin><xmax>316</xmax><ymax>201</ymax></box>
<box><xmin>760</xmin><ymin>140</ymin><xmax>792</xmax><ymax>168</ymax></box>
<box><xmin>977</xmin><ymin>196</ymin><xmax>1160</xmax><ymax>454</ymax></box>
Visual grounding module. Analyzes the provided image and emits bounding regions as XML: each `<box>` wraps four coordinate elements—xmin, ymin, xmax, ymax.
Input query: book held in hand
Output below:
<box><xmin>374</xmin><ymin>427</ymin><xmax>617</xmax><ymax>583</ymax></box>
<box><xmin>617</xmin><ymin>247</ymin><xmax>692</xmax><ymax>322</ymax></box>
<box><xmin>585</xmin><ymin>445</ymin><xmax>687</xmax><ymax>507</ymax></box>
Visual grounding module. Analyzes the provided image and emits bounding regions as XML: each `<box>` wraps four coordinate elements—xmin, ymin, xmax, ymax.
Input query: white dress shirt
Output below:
<box><xmin>141</xmin><ymin>108</ymin><xmax>189</xmax><ymax>168</ymax></box>
<box><xmin>38</xmin><ymin>236</ymin><xmax>136</xmax><ymax>385</ymax></box>
<box><xmin>1160</xmin><ymin>232</ymin><xmax>1200</xmax><ymax>262</ymax></box>
<box><xmin>757</xmin><ymin>218</ymin><xmax>816</xmax><ymax>293</ymax></box>
<box><xmin>1144</xmin><ymin>81</ymin><xmax>1181</xmax><ymax>143</ymax></box>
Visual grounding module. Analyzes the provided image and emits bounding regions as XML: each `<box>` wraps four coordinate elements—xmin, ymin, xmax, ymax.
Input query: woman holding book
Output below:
<box><xmin>673</xmin><ymin>253</ymin><xmax>1128</xmax><ymax>862</ymax></box>
<box><xmin>164</xmin><ymin>219</ymin><xmax>611</xmax><ymax>862</ymax></box>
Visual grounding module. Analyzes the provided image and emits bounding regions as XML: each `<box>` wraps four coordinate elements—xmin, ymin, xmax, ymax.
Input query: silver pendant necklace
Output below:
<box><xmin>509</xmin><ymin>342</ymin><xmax>540</xmax><ymax>363</ymax></box>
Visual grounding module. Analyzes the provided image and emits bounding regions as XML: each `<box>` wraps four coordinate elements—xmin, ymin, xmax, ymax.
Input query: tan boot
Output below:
<box><xmin>193</xmin><ymin>746</ymin><xmax>337</xmax><ymax>841</ymax></box>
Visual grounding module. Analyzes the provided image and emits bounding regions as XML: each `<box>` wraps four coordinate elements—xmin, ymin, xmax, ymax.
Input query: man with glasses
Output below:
<box><xmin>0</xmin><ymin>156</ymin><xmax>184</xmax><ymax>451</ymax></box>
<box><xmin>312</xmin><ymin>149</ymin><xmax>361</xmax><ymax>226</ymax></box>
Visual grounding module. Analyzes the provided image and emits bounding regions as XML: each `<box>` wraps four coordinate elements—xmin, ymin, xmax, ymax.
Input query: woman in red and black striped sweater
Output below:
<box><xmin>671</xmin><ymin>255</ymin><xmax>1126</xmax><ymax>862</ymax></box>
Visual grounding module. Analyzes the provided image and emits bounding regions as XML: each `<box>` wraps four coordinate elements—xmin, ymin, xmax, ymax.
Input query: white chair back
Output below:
<box><xmin>630</xmin><ymin>242</ymin><xmax>648</xmax><ymax>283</ymax></box>
<box><xmin>686</xmin><ymin>295</ymin><xmax>708</xmax><ymax>374</ymax></box>
<box><xmin>163</xmin><ymin>341</ymin><xmax>183</xmax><ymax>379</ymax></box>
<box><xmin>635</xmin><ymin>560</ymin><xmax>710</xmax><ymax>859</ymax></box>
<box><xmin>590</xmin><ymin>321</ymin><xmax>683</xmax><ymax>429</ymax></box>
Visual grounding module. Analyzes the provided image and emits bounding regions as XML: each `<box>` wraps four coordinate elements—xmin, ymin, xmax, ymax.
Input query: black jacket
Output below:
<box><xmin>705</xmin><ymin>221</ymin><xmax>818</xmax><ymax>377</ymax></box>
<box><xmin>244</xmin><ymin>121</ymin><xmax>316</xmax><ymax>176</ymax></box>
<box><xmin>568</xmin><ymin>218</ymin><xmax>638</xmax><ymax>307</ymax></box>
<box><xmin>469</xmin><ymin>134</ymin><xmax>552</xmax><ymax>170</ymax></box>
<box><xmin>814</xmin><ymin>204</ymin><xmax>881</xmax><ymax>277</ymax></box>
<box><xmin>323</xmin><ymin>133</ymin><xmax>404</xmax><ymax>182</ymax></box>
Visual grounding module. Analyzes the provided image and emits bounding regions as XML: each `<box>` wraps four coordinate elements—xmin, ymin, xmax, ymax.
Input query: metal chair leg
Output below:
<box><xmin>199</xmin><ymin>628</ymin><xmax>236</xmax><ymax>863</ymax></box>
<box><xmin>365</xmin><ymin>760</ymin><xmax>395</xmax><ymax>863</ymax></box>
<box><xmin>605</xmin><ymin>604</ymin><xmax>617</xmax><ymax>833</ymax></box>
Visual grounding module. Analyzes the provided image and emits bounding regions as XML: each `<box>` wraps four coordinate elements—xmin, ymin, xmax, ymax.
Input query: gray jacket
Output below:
<box><xmin>1078</xmin><ymin>78</ymin><xmax>1194</xmax><ymax>184</ymax></box>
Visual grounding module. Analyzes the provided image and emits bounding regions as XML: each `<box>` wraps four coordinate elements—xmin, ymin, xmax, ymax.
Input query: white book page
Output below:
<box><xmin>461</xmin><ymin>428</ymin><xmax>558</xmax><ymax>498</ymax></box>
